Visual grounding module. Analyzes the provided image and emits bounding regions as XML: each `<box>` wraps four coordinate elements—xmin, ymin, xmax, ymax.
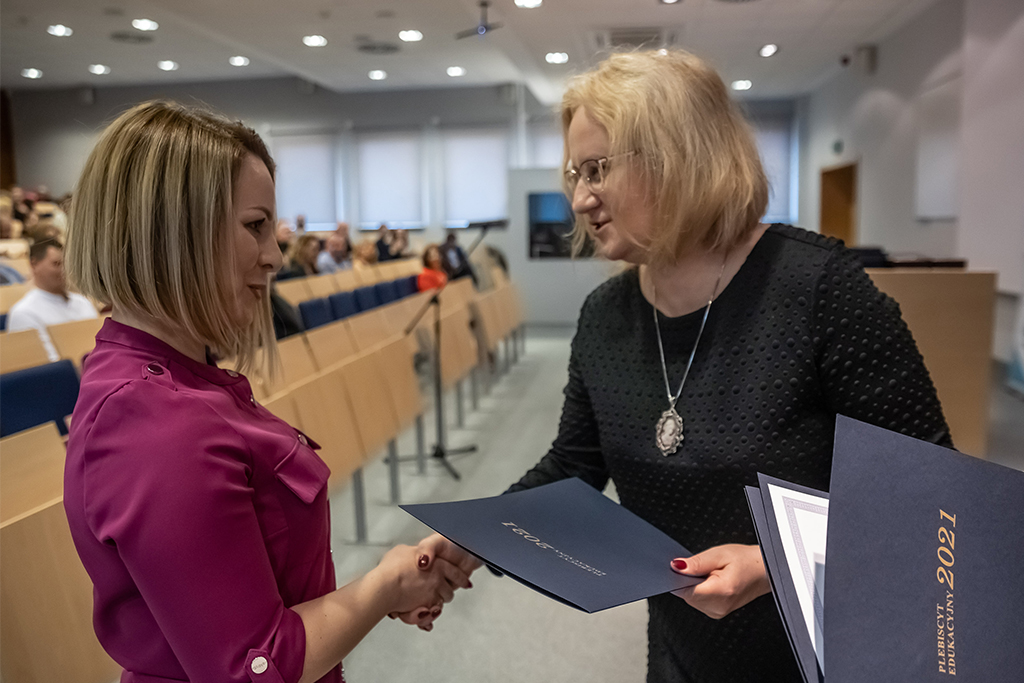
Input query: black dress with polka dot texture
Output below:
<box><xmin>509</xmin><ymin>224</ymin><xmax>952</xmax><ymax>683</ymax></box>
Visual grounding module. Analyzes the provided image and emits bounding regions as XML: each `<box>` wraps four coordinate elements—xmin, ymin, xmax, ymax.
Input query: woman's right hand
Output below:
<box><xmin>375</xmin><ymin>544</ymin><xmax>470</xmax><ymax>617</ymax></box>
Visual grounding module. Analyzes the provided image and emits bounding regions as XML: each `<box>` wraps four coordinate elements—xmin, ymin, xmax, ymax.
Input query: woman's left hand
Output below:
<box><xmin>669</xmin><ymin>543</ymin><xmax>770</xmax><ymax>620</ymax></box>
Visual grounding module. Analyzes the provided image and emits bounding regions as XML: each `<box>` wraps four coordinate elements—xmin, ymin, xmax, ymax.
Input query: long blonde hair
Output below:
<box><xmin>562</xmin><ymin>49</ymin><xmax>768</xmax><ymax>263</ymax></box>
<box><xmin>66</xmin><ymin>100</ymin><xmax>278</xmax><ymax>376</ymax></box>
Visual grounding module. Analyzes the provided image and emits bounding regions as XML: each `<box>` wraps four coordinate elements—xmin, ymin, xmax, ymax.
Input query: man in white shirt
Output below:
<box><xmin>7</xmin><ymin>239</ymin><xmax>98</xmax><ymax>362</ymax></box>
<box><xmin>316</xmin><ymin>233</ymin><xmax>352</xmax><ymax>274</ymax></box>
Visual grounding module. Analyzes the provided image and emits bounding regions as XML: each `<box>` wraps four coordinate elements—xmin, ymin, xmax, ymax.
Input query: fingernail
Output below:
<box><xmin>670</xmin><ymin>559</ymin><xmax>688</xmax><ymax>572</ymax></box>
<box><xmin>431</xmin><ymin>607</ymin><xmax>441</xmax><ymax>617</ymax></box>
<box><xmin>417</xmin><ymin>609</ymin><xmax>430</xmax><ymax>619</ymax></box>
<box><xmin>467</xmin><ymin>580</ymin><xmax>473</xmax><ymax>589</ymax></box>
<box><xmin>417</xmin><ymin>554</ymin><xmax>430</xmax><ymax>569</ymax></box>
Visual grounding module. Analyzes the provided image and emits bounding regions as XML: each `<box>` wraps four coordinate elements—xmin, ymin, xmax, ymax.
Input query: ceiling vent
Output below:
<box><xmin>593</xmin><ymin>26</ymin><xmax>678</xmax><ymax>51</ymax></box>
<box><xmin>357</xmin><ymin>42</ymin><xmax>400</xmax><ymax>55</ymax></box>
<box><xmin>110</xmin><ymin>31</ymin><xmax>154</xmax><ymax>44</ymax></box>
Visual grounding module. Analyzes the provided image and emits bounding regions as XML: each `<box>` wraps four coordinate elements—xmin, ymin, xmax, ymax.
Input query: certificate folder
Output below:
<box><xmin>824</xmin><ymin>416</ymin><xmax>1024</xmax><ymax>683</ymax></box>
<box><xmin>401</xmin><ymin>478</ymin><xmax>702</xmax><ymax>613</ymax></box>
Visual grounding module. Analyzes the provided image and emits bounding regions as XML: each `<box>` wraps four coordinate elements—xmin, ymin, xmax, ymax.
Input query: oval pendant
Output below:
<box><xmin>656</xmin><ymin>407</ymin><xmax>684</xmax><ymax>456</ymax></box>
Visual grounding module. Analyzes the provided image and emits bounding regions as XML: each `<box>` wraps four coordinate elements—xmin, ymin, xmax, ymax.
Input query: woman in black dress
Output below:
<box><xmin>508</xmin><ymin>49</ymin><xmax>951</xmax><ymax>682</ymax></box>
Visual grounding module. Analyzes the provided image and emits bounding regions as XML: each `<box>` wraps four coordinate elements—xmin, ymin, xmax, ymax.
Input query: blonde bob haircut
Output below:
<box><xmin>562</xmin><ymin>49</ymin><xmax>769</xmax><ymax>263</ymax></box>
<box><xmin>66</xmin><ymin>100</ymin><xmax>278</xmax><ymax>376</ymax></box>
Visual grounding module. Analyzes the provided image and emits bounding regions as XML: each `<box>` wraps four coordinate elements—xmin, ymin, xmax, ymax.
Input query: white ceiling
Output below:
<box><xmin>1</xmin><ymin>0</ymin><xmax>941</xmax><ymax>104</ymax></box>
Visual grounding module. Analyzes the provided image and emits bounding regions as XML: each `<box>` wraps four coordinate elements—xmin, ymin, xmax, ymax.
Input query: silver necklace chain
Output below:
<box><xmin>652</xmin><ymin>256</ymin><xmax>728</xmax><ymax>408</ymax></box>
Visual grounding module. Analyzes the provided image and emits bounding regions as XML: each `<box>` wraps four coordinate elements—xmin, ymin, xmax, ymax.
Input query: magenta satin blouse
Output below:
<box><xmin>64</xmin><ymin>319</ymin><xmax>343</xmax><ymax>683</ymax></box>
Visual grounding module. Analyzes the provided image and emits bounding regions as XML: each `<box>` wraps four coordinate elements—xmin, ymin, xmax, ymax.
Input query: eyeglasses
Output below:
<box><xmin>564</xmin><ymin>152</ymin><xmax>635</xmax><ymax>194</ymax></box>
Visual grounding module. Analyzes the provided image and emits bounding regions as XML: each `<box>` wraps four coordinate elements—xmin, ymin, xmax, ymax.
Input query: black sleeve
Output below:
<box><xmin>813</xmin><ymin>246</ymin><xmax>954</xmax><ymax>447</ymax></box>
<box><xmin>507</xmin><ymin>297</ymin><xmax>610</xmax><ymax>493</ymax></box>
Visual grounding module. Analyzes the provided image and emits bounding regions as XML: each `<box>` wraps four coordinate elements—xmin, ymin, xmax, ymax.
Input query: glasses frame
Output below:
<box><xmin>564</xmin><ymin>151</ymin><xmax>636</xmax><ymax>194</ymax></box>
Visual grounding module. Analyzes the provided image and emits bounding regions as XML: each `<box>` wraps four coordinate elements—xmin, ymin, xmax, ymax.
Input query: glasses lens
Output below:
<box><xmin>581</xmin><ymin>159</ymin><xmax>604</xmax><ymax>189</ymax></box>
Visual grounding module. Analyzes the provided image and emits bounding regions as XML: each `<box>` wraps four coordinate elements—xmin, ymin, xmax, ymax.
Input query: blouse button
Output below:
<box><xmin>251</xmin><ymin>656</ymin><xmax>268</xmax><ymax>674</ymax></box>
<box><xmin>146</xmin><ymin>363</ymin><xmax>164</xmax><ymax>375</ymax></box>
<box><xmin>298</xmin><ymin>433</ymin><xmax>308</xmax><ymax>446</ymax></box>
<box><xmin>226</xmin><ymin>369</ymin><xmax>239</xmax><ymax>378</ymax></box>
<box><xmin>250</xmin><ymin>394</ymin><xmax>258</xmax><ymax>407</ymax></box>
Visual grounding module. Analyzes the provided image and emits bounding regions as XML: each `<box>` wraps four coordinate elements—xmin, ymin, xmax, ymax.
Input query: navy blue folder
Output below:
<box><xmin>824</xmin><ymin>416</ymin><xmax>1024</xmax><ymax>682</ymax></box>
<box><xmin>401</xmin><ymin>478</ymin><xmax>702</xmax><ymax>613</ymax></box>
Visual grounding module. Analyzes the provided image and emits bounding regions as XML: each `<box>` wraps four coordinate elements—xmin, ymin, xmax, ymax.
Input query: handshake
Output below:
<box><xmin>378</xmin><ymin>533</ymin><xmax>483</xmax><ymax>632</ymax></box>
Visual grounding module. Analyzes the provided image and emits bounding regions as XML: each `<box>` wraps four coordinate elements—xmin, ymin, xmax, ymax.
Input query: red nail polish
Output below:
<box><xmin>467</xmin><ymin>580</ymin><xmax>473</xmax><ymax>589</ymax></box>
<box><xmin>431</xmin><ymin>607</ymin><xmax>441</xmax><ymax>617</ymax></box>
<box><xmin>417</xmin><ymin>609</ymin><xmax>430</xmax><ymax>619</ymax></box>
<box><xmin>417</xmin><ymin>554</ymin><xmax>430</xmax><ymax>569</ymax></box>
<box><xmin>670</xmin><ymin>559</ymin><xmax>688</xmax><ymax>572</ymax></box>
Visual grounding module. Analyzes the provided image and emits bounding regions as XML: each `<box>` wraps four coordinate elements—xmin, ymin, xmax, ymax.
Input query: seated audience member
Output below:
<box><xmin>375</xmin><ymin>223</ymin><xmax>397</xmax><ymax>262</ymax></box>
<box><xmin>317</xmin><ymin>233</ymin><xmax>352</xmax><ymax>274</ymax></box>
<box><xmin>7</xmin><ymin>239</ymin><xmax>99</xmax><ymax>360</ymax></box>
<box><xmin>275</xmin><ymin>219</ymin><xmax>294</xmax><ymax>253</ymax></box>
<box><xmin>440</xmin><ymin>231</ymin><xmax>475</xmax><ymax>283</ymax></box>
<box><xmin>352</xmin><ymin>239</ymin><xmax>378</xmax><ymax>270</ymax></box>
<box><xmin>417</xmin><ymin>244</ymin><xmax>448</xmax><ymax>292</ymax></box>
<box><xmin>390</xmin><ymin>229</ymin><xmax>410</xmax><ymax>259</ymax></box>
<box><xmin>277</xmin><ymin>233</ymin><xmax>320</xmax><ymax>280</ymax></box>
<box><xmin>336</xmin><ymin>221</ymin><xmax>353</xmax><ymax>253</ymax></box>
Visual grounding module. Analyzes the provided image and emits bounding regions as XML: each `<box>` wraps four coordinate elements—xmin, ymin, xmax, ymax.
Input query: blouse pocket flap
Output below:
<box><xmin>273</xmin><ymin>442</ymin><xmax>331</xmax><ymax>504</ymax></box>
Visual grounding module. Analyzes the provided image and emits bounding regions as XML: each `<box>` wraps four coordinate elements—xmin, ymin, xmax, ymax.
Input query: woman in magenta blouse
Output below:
<box><xmin>63</xmin><ymin>101</ymin><xmax>479</xmax><ymax>683</ymax></box>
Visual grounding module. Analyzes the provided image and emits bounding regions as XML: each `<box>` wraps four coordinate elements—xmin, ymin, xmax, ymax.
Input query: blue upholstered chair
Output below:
<box><xmin>298</xmin><ymin>297</ymin><xmax>333</xmax><ymax>330</ymax></box>
<box><xmin>352</xmin><ymin>286</ymin><xmax>381</xmax><ymax>313</ymax></box>
<box><xmin>328</xmin><ymin>291</ymin><xmax>358</xmax><ymax>320</ymax></box>
<box><xmin>396</xmin><ymin>275</ymin><xmax>418</xmax><ymax>298</ymax></box>
<box><xmin>0</xmin><ymin>359</ymin><xmax>80</xmax><ymax>437</ymax></box>
<box><xmin>374</xmin><ymin>280</ymin><xmax>399</xmax><ymax>305</ymax></box>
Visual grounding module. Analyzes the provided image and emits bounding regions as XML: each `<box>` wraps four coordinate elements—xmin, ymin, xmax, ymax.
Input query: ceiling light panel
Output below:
<box><xmin>545</xmin><ymin>52</ymin><xmax>569</xmax><ymax>64</ymax></box>
<box><xmin>89</xmin><ymin>64</ymin><xmax>111</xmax><ymax>75</ymax></box>
<box><xmin>132</xmin><ymin>19</ymin><xmax>159</xmax><ymax>31</ymax></box>
<box><xmin>447</xmin><ymin>66</ymin><xmax>466</xmax><ymax>77</ymax></box>
<box><xmin>21</xmin><ymin>68</ymin><xmax>43</xmax><ymax>79</ymax></box>
<box><xmin>514</xmin><ymin>0</ymin><xmax>543</xmax><ymax>7</ymax></box>
<box><xmin>303</xmin><ymin>35</ymin><xmax>328</xmax><ymax>47</ymax></box>
<box><xmin>229</xmin><ymin>56</ymin><xmax>250</xmax><ymax>66</ymax></box>
<box><xmin>47</xmin><ymin>25</ymin><xmax>73</xmax><ymax>37</ymax></box>
<box><xmin>760</xmin><ymin>44</ymin><xmax>778</xmax><ymax>57</ymax></box>
<box><xmin>731</xmin><ymin>79</ymin><xmax>752</xmax><ymax>91</ymax></box>
<box><xmin>368</xmin><ymin>70</ymin><xmax>387</xmax><ymax>81</ymax></box>
<box><xmin>399</xmin><ymin>30</ymin><xmax>423</xmax><ymax>42</ymax></box>
<box><xmin>158</xmin><ymin>60</ymin><xmax>179</xmax><ymax>71</ymax></box>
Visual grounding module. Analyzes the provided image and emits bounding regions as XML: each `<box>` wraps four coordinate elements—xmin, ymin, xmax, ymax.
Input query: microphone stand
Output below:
<box><xmin>400</xmin><ymin>223</ymin><xmax>502</xmax><ymax>480</ymax></box>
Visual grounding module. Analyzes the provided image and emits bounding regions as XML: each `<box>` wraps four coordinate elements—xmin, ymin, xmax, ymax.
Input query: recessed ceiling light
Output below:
<box><xmin>545</xmin><ymin>52</ymin><xmax>569</xmax><ymax>64</ymax></box>
<box><xmin>399</xmin><ymin>30</ymin><xmax>423</xmax><ymax>42</ymax></box>
<box><xmin>47</xmin><ymin>24</ymin><xmax>73</xmax><ymax>37</ymax></box>
<box><xmin>660</xmin><ymin>0</ymin><xmax>682</xmax><ymax>4</ymax></box>
<box><xmin>21</xmin><ymin>68</ymin><xmax>43</xmax><ymax>79</ymax></box>
<box><xmin>368</xmin><ymin>70</ymin><xmax>387</xmax><ymax>81</ymax></box>
<box><xmin>731</xmin><ymin>79</ymin><xmax>752</xmax><ymax>91</ymax></box>
<box><xmin>158</xmin><ymin>60</ymin><xmax>179</xmax><ymax>71</ymax></box>
<box><xmin>88</xmin><ymin>64</ymin><xmax>111</xmax><ymax>75</ymax></box>
<box><xmin>447</xmin><ymin>66</ymin><xmax>466</xmax><ymax>77</ymax></box>
<box><xmin>303</xmin><ymin>34</ymin><xmax>328</xmax><ymax>47</ymax></box>
<box><xmin>514</xmin><ymin>0</ymin><xmax>543</xmax><ymax>7</ymax></box>
<box><xmin>132</xmin><ymin>19</ymin><xmax>159</xmax><ymax>31</ymax></box>
<box><xmin>759</xmin><ymin>43</ymin><xmax>778</xmax><ymax>58</ymax></box>
<box><xmin>229</xmin><ymin>55</ymin><xmax>250</xmax><ymax>67</ymax></box>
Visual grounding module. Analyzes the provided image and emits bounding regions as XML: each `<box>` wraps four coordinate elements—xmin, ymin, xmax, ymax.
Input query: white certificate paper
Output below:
<box><xmin>765</xmin><ymin>483</ymin><xmax>829</xmax><ymax>672</ymax></box>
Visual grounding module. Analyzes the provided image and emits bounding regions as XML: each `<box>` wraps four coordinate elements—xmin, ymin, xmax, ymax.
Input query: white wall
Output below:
<box><xmin>958</xmin><ymin>0</ymin><xmax>1024</xmax><ymax>296</ymax></box>
<box><xmin>798</xmin><ymin>0</ymin><xmax>964</xmax><ymax>259</ymax></box>
<box><xmin>799</xmin><ymin>0</ymin><xmax>1024</xmax><ymax>362</ymax></box>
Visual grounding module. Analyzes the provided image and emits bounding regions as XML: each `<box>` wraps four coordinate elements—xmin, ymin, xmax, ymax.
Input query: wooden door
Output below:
<box><xmin>820</xmin><ymin>163</ymin><xmax>857</xmax><ymax>245</ymax></box>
